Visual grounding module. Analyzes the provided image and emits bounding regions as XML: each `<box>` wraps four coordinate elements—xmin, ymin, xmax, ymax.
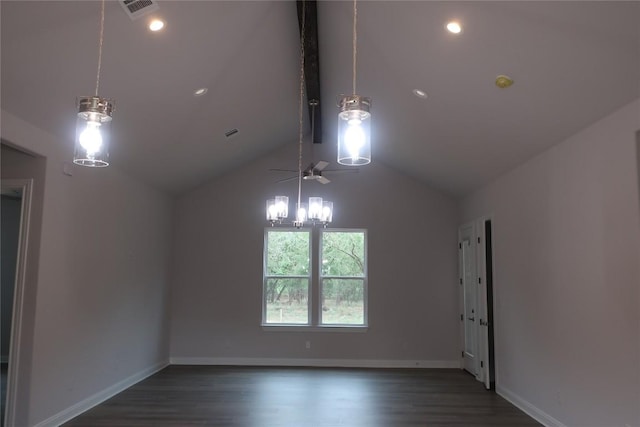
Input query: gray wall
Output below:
<box><xmin>170</xmin><ymin>140</ymin><xmax>460</xmax><ymax>364</ymax></box>
<box><xmin>1</xmin><ymin>195</ymin><xmax>21</xmax><ymax>361</ymax></box>
<box><xmin>1</xmin><ymin>111</ymin><xmax>175</xmax><ymax>426</ymax></box>
<box><xmin>461</xmin><ymin>99</ymin><xmax>640</xmax><ymax>426</ymax></box>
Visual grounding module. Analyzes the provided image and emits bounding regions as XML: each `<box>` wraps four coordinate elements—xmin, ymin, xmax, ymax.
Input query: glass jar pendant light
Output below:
<box><xmin>338</xmin><ymin>95</ymin><xmax>371</xmax><ymax>165</ymax></box>
<box><xmin>74</xmin><ymin>0</ymin><xmax>115</xmax><ymax>168</ymax></box>
<box><xmin>74</xmin><ymin>96</ymin><xmax>114</xmax><ymax>167</ymax></box>
<box><xmin>337</xmin><ymin>0</ymin><xmax>371</xmax><ymax>166</ymax></box>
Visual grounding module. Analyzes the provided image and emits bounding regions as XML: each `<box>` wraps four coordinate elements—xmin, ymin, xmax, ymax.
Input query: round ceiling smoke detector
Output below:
<box><xmin>495</xmin><ymin>75</ymin><xmax>514</xmax><ymax>89</ymax></box>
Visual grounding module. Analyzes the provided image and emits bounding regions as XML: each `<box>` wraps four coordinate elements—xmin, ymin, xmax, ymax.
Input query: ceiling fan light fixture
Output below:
<box><xmin>337</xmin><ymin>94</ymin><xmax>371</xmax><ymax>166</ymax></box>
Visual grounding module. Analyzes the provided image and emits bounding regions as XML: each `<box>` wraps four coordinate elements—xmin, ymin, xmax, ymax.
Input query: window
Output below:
<box><xmin>320</xmin><ymin>230</ymin><xmax>367</xmax><ymax>325</ymax></box>
<box><xmin>263</xmin><ymin>229</ymin><xmax>311</xmax><ymax>324</ymax></box>
<box><xmin>263</xmin><ymin>228</ymin><xmax>367</xmax><ymax>327</ymax></box>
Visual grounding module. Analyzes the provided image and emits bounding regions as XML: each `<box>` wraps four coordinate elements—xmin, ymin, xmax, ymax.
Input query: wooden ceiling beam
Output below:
<box><xmin>296</xmin><ymin>1</ymin><xmax>322</xmax><ymax>144</ymax></box>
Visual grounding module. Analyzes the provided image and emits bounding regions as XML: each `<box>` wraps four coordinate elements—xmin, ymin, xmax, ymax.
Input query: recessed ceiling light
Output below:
<box><xmin>413</xmin><ymin>89</ymin><xmax>428</xmax><ymax>99</ymax></box>
<box><xmin>193</xmin><ymin>88</ymin><xmax>208</xmax><ymax>97</ymax></box>
<box><xmin>149</xmin><ymin>19</ymin><xmax>165</xmax><ymax>32</ymax></box>
<box><xmin>446</xmin><ymin>21</ymin><xmax>462</xmax><ymax>34</ymax></box>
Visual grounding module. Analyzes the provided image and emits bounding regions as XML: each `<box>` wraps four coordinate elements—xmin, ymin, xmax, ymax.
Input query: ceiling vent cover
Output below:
<box><xmin>120</xmin><ymin>0</ymin><xmax>159</xmax><ymax>20</ymax></box>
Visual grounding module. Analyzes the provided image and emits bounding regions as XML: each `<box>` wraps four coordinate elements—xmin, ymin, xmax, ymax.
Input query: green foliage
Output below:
<box><xmin>321</xmin><ymin>231</ymin><xmax>365</xmax><ymax>277</ymax></box>
<box><xmin>266</xmin><ymin>231</ymin><xmax>310</xmax><ymax>276</ymax></box>
<box><xmin>265</xmin><ymin>278</ymin><xmax>308</xmax><ymax>304</ymax></box>
<box><xmin>322</xmin><ymin>279</ymin><xmax>364</xmax><ymax>305</ymax></box>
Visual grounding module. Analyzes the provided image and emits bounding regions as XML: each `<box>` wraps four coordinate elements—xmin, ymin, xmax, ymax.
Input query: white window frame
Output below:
<box><xmin>262</xmin><ymin>228</ymin><xmax>311</xmax><ymax>326</ymax></box>
<box><xmin>319</xmin><ymin>228</ymin><xmax>368</xmax><ymax>327</ymax></box>
<box><xmin>262</xmin><ymin>227</ymin><xmax>368</xmax><ymax>330</ymax></box>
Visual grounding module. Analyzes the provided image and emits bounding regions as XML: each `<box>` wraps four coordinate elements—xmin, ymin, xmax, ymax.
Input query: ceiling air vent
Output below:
<box><xmin>120</xmin><ymin>0</ymin><xmax>159</xmax><ymax>21</ymax></box>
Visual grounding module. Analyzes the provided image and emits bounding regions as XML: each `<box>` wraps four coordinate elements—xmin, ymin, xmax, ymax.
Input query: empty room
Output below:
<box><xmin>1</xmin><ymin>1</ymin><xmax>638</xmax><ymax>427</ymax></box>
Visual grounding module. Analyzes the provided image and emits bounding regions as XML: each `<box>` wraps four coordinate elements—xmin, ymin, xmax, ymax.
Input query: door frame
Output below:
<box><xmin>1</xmin><ymin>178</ymin><xmax>33</xmax><ymax>427</ymax></box>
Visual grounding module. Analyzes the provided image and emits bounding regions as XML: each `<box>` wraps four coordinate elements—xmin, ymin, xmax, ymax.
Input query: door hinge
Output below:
<box><xmin>460</xmin><ymin>314</ymin><xmax>463</xmax><ymax>321</ymax></box>
<box><xmin>478</xmin><ymin>277</ymin><xmax>482</xmax><ymax>284</ymax></box>
<box><xmin>459</xmin><ymin>243</ymin><xmax>462</xmax><ymax>249</ymax></box>
<box><xmin>480</xmin><ymin>361</ymin><xmax>484</xmax><ymax>368</ymax></box>
<box><xmin>477</xmin><ymin>237</ymin><xmax>481</xmax><ymax>244</ymax></box>
<box><xmin>459</xmin><ymin>278</ymin><xmax>463</xmax><ymax>285</ymax></box>
<box><xmin>461</xmin><ymin>351</ymin><xmax>464</xmax><ymax>358</ymax></box>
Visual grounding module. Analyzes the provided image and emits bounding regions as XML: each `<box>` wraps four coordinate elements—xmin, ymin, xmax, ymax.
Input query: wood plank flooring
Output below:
<box><xmin>64</xmin><ymin>366</ymin><xmax>541</xmax><ymax>427</ymax></box>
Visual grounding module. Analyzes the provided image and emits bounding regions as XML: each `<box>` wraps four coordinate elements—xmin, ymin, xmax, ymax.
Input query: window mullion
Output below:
<box><xmin>310</xmin><ymin>227</ymin><xmax>320</xmax><ymax>326</ymax></box>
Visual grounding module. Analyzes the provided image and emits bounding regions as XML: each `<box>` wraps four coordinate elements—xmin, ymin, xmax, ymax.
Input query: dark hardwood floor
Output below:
<box><xmin>64</xmin><ymin>365</ymin><xmax>541</xmax><ymax>427</ymax></box>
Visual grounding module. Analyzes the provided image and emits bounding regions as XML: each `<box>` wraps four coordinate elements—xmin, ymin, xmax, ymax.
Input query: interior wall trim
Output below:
<box><xmin>169</xmin><ymin>357</ymin><xmax>460</xmax><ymax>369</ymax></box>
<box><xmin>31</xmin><ymin>360</ymin><xmax>169</xmax><ymax>427</ymax></box>
<box><xmin>496</xmin><ymin>385</ymin><xmax>567</xmax><ymax>427</ymax></box>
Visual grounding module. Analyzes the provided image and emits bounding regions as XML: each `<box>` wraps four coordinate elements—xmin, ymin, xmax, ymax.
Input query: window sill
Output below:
<box><xmin>261</xmin><ymin>325</ymin><xmax>368</xmax><ymax>333</ymax></box>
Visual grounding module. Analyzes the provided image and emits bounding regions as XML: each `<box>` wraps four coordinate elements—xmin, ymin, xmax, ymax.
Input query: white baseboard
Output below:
<box><xmin>497</xmin><ymin>385</ymin><xmax>567</xmax><ymax>427</ymax></box>
<box><xmin>169</xmin><ymin>357</ymin><xmax>460</xmax><ymax>369</ymax></box>
<box><xmin>33</xmin><ymin>360</ymin><xmax>169</xmax><ymax>427</ymax></box>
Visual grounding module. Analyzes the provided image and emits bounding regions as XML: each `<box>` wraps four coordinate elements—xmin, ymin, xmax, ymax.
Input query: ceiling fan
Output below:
<box><xmin>270</xmin><ymin>161</ymin><xmax>358</xmax><ymax>185</ymax></box>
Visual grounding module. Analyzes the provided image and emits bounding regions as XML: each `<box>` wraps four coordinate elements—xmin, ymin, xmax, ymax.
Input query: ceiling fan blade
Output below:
<box><xmin>275</xmin><ymin>175</ymin><xmax>298</xmax><ymax>184</ymax></box>
<box><xmin>317</xmin><ymin>176</ymin><xmax>330</xmax><ymax>184</ymax></box>
<box><xmin>324</xmin><ymin>168</ymin><xmax>359</xmax><ymax>174</ymax></box>
<box><xmin>269</xmin><ymin>168</ymin><xmax>298</xmax><ymax>173</ymax></box>
<box><xmin>314</xmin><ymin>161</ymin><xmax>329</xmax><ymax>171</ymax></box>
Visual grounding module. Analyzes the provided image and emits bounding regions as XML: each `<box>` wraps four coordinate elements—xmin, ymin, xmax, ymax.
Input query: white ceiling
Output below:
<box><xmin>2</xmin><ymin>1</ymin><xmax>638</xmax><ymax>197</ymax></box>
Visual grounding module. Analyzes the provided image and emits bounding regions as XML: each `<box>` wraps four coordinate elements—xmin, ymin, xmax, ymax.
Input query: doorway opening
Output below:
<box><xmin>484</xmin><ymin>220</ymin><xmax>495</xmax><ymax>390</ymax></box>
<box><xmin>1</xmin><ymin>179</ymin><xmax>32</xmax><ymax>427</ymax></box>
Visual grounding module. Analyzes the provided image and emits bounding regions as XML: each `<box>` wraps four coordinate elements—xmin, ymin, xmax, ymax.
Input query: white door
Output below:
<box><xmin>459</xmin><ymin>218</ymin><xmax>494</xmax><ymax>389</ymax></box>
<box><xmin>459</xmin><ymin>224</ymin><xmax>478</xmax><ymax>376</ymax></box>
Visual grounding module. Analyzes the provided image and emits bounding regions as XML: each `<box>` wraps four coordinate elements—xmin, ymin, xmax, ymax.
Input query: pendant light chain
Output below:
<box><xmin>296</xmin><ymin>1</ymin><xmax>307</xmax><ymax>214</ymax></box>
<box><xmin>352</xmin><ymin>0</ymin><xmax>358</xmax><ymax>95</ymax></box>
<box><xmin>95</xmin><ymin>0</ymin><xmax>106</xmax><ymax>97</ymax></box>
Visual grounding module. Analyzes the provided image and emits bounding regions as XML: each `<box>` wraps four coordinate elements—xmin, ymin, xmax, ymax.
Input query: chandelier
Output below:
<box><xmin>74</xmin><ymin>0</ymin><xmax>114</xmax><ymax>168</ymax></box>
<box><xmin>266</xmin><ymin>1</ymin><xmax>333</xmax><ymax>228</ymax></box>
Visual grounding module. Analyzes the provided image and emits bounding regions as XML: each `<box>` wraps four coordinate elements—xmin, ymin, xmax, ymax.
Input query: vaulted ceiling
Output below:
<box><xmin>2</xmin><ymin>1</ymin><xmax>638</xmax><ymax>196</ymax></box>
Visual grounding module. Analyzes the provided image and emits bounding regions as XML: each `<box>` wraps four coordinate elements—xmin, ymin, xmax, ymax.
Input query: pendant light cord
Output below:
<box><xmin>95</xmin><ymin>0</ymin><xmax>105</xmax><ymax>96</ymax></box>
<box><xmin>352</xmin><ymin>0</ymin><xmax>357</xmax><ymax>95</ymax></box>
<box><xmin>297</xmin><ymin>0</ymin><xmax>307</xmax><ymax>213</ymax></box>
